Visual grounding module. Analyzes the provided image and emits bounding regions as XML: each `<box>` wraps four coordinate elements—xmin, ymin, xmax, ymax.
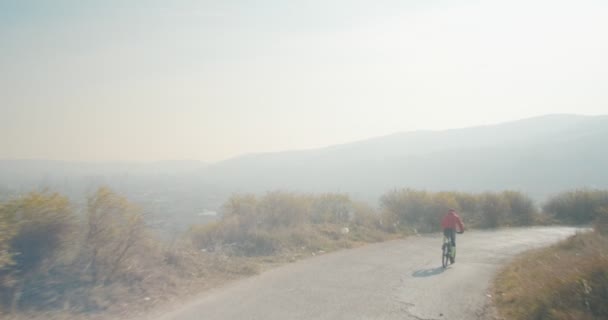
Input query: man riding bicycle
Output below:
<box><xmin>441</xmin><ymin>208</ymin><xmax>465</xmax><ymax>263</ymax></box>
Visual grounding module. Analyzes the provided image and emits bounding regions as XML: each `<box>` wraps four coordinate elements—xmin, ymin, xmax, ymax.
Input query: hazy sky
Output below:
<box><xmin>1</xmin><ymin>0</ymin><xmax>607</xmax><ymax>162</ymax></box>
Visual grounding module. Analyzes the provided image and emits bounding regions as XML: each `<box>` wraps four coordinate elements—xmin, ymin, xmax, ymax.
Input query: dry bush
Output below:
<box><xmin>80</xmin><ymin>187</ymin><xmax>148</xmax><ymax>285</ymax></box>
<box><xmin>55</xmin><ymin>187</ymin><xmax>189</xmax><ymax>313</ymax></box>
<box><xmin>348</xmin><ymin>202</ymin><xmax>393</xmax><ymax>242</ymax></box>
<box><xmin>380</xmin><ymin>189</ymin><xmax>458</xmax><ymax>232</ymax></box>
<box><xmin>0</xmin><ymin>187</ymin><xmax>230</xmax><ymax>317</ymax></box>
<box><xmin>0</xmin><ymin>204</ymin><xmax>15</xmax><ymax>271</ymax></box>
<box><xmin>188</xmin><ymin>221</ymin><xmax>223</xmax><ymax>251</ymax></box>
<box><xmin>189</xmin><ymin>191</ymin><xmax>388</xmax><ymax>257</ymax></box>
<box><xmin>478</xmin><ymin>192</ymin><xmax>510</xmax><ymax>228</ymax></box>
<box><xmin>310</xmin><ymin>194</ymin><xmax>352</xmax><ymax>224</ymax></box>
<box><xmin>0</xmin><ymin>192</ymin><xmax>75</xmax><ymax>312</ymax></box>
<box><xmin>377</xmin><ymin>209</ymin><xmax>400</xmax><ymax>233</ymax></box>
<box><xmin>380</xmin><ymin>189</ymin><xmax>537</xmax><ymax>232</ymax></box>
<box><xmin>380</xmin><ymin>189</ymin><xmax>431</xmax><ymax>231</ymax></box>
<box><xmin>257</xmin><ymin>192</ymin><xmax>310</xmax><ymax>228</ymax></box>
<box><xmin>350</xmin><ymin>201</ymin><xmax>378</xmax><ymax>227</ymax></box>
<box><xmin>348</xmin><ymin>225</ymin><xmax>392</xmax><ymax>243</ymax></box>
<box><xmin>502</xmin><ymin>190</ymin><xmax>536</xmax><ymax>226</ymax></box>
<box><xmin>594</xmin><ymin>206</ymin><xmax>608</xmax><ymax>234</ymax></box>
<box><xmin>543</xmin><ymin>189</ymin><xmax>608</xmax><ymax>224</ymax></box>
<box><xmin>494</xmin><ymin>232</ymin><xmax>608</xmax><ymax>320</ymax></box>
<box><xmin>2</xmin><ymin>192</ymin><xmax>73</xmax><ymax>274</ymax></box>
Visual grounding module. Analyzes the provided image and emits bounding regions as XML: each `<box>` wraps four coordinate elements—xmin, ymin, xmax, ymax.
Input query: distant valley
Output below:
<box><xmin>2</xmin><ymin>114</ymin><xmax>607</xmax><ymax>232</ymax></box>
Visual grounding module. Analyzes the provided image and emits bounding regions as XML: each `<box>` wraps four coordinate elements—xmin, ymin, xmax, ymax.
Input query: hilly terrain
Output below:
<box><xmin>198</xmin><ymin>114</ymin><xmax>608</xmax><ymax>200</ymax></box>
<box><xmin>1</xmin><ymin>114</ymin><xmax>607</xmax><ymax>229</ymax></box>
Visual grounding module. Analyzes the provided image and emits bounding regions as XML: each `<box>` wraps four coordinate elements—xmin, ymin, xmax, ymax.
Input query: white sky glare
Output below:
<box><xmin>1</xmin><ymin>0</ymin><xmax>607</xmax><ymax>162</ymax></box>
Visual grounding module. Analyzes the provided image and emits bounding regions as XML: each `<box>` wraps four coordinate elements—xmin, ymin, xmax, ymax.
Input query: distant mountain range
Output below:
<box><xmin>197</xmin><ymin>114</ymin><xmax>608</xmax><ymax>201</ymax></box>
<box><xmin>1</xmin><ymin>114</ymin><xmax>607</xmax><ymax>209</ymax></box>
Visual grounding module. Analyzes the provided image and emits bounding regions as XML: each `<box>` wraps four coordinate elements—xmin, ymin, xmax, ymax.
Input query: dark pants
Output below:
<box><xmin>443</xmin><ymin>228</ymin><xmax>456</xmax><ymax>247</ymax></box>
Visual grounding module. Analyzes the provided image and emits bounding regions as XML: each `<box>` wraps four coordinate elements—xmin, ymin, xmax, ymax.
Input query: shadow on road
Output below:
<box><xmin>412</xmin><ymin>267</ymin><xmax>445</xmax><ymax>278</ymax></box>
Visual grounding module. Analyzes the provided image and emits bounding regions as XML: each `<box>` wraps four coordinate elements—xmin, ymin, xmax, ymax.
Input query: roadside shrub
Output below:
<box><xmin>310</xmin><ymin>194</ymin><xmax>352</xmax><ymax>224</ymax></box>
<box><xmin>256</xmin><ymin>192</ymin><xmax>309</xmax><ymax>228</ymax></box>
<box><xmin>0</xmin><ymin>187</ymin><xmax>209</xmax><ymax>315</ymax></box>
<box><xmin>377</xmin><ymin>209</ymin><xmax>400</xmax><ymax>233</ymax></box>
<box><xmin>494</xmin><ymin>232</ymin><xmax>608</xmax><ymax>320</ymax></box>
<box><xmin>380</xmin><ymin>189</ymin><xmax>537</xmax><ymax>232</ymax></box>
<box><xmin>189</xmin><ymin>191</ymin><xmax>386</xmax><ymax>256</ymax></box>
<box><xmin>502</xmin><ymin>191</ymin><xmax>536</xmax><ymax>226</ymax></box>
<box><xmin>0</xmin><ymin>192</ymin><xmax>75</xmax><ymax>312</ymax></box>
<box><xmin>351</xmin><ymin>202</ymin><xmax>379</xmax><ymax>228</ymax></box>
<box><xmin>478</xmin><ymin>192</ymin><xmax>510</xmax><ymax>228</ymax></box>
<box><xmin>188</xmin><ymin>221</ymin><xmax>223</xmax><ymax>251</ymax></box>
<box><xmin>81</xmin><ymin>187</ymin><xmax>148</xmax><ymax>285</ymax></box>
<box><xmin>594</xmin><ymin>206</ymin><xmax>608</xmax><ymax>234</ymax></box>
<box><xmin>543</xmin><ymin>189</ymin><xmax>608</xmax><ymax>224</ymax></box>
<box><xmin>0</xmin><ymin>204</ymin><xmax>15</xmax><ymax>271</ymax></box>
<box><xmin>7</xmin><ymin>192</ymin><xmax>74</xmax><ymax>274</ymax></box>
<box><xmin>0</xmin><ymin>187</ymin><xmax>284</xmax><ymax>319</ymax></box>
<box><xmin>380</xmin><ymin>189</ymin><xmax>429</xmax><ymax>230</ymax></box>
<box><xmin>241</xmin><ymin>231</ymin><xmax>280</xmax><ymax>256</ymax></box>
<box><xmin>380</xmin><ymin>189</ymin><xmax>459</xmax><ymax>233</ymax></box>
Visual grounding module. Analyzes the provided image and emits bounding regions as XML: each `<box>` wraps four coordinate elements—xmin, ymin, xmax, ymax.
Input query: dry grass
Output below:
<box><xmin>1</xmin><ymin>190</ymin><xmax>402</xmax><ymax>320</ymax></box>
<box><xmin>188</xmin><ymin>192</ymin><xmax>399</xmax><ymax>259</ymax></box>
<box><xmin>494</xmin><ymin>231</ymin><xmax>608</xmax><ymax>320</ymax></box>
<box><xmin>2</xmin><ymin>229</ymin><xmax>396</xmax><ymax>320</ymax></box>
<box><xmin>1</xmin><ymin>245</ymin><xmax>260</xmax><ymax>320</ymax></box>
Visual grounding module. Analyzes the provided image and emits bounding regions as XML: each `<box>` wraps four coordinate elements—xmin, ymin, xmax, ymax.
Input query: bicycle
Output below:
<box><xmin>441</xmin><ymin>230</ymin><xmax>463</xmax><ymax>268</ymax></box>
<box><xmin>441</xmin><ymin>235</ymin><xmax>454</xmax><ymax>268</ymax></box>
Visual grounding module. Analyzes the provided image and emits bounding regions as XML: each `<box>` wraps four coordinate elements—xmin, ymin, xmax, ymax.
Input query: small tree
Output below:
<box><xmin>0</xmin><ymin>191</ymin><xmax>74</xmax><ymax>311</ymax></box>
<box><xmin>82</xmin><ymin>187</ymin><xmax>146</xmax><ymax>284</ymax></box>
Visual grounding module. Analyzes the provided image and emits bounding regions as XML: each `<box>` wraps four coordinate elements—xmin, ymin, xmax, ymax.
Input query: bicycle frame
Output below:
<box><xmin>442</xmin><ymin>235</ymin><xmax>453</xmax><ymax>268</ymax></box>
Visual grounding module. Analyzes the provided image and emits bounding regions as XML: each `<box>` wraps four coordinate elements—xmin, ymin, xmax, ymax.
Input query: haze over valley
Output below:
<box><xmin>2</xmin><ymin>1</ymin><xmax>608</xmax><ymax>319</ymax></box>
<box><xmin>2</xmin><ymin>114</ymin><xmax>607</xmax><ymax>231</ymax></box>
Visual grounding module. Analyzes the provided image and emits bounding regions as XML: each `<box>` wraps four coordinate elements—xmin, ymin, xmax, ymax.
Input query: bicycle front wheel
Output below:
<box><xmin>442</xmin><ymin>244</ymin><xmax>449</xmax><ymax>268</ymax></box>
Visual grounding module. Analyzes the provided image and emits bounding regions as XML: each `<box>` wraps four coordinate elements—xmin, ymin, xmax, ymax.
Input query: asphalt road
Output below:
<box><xmin>155</xmin><ymin>227</ymin><xmax>580</xmax><ymax>320</ymax></box>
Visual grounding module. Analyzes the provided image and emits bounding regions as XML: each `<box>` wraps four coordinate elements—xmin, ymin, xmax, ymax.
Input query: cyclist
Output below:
<box><xmin>441</xmin><ymin>208</ymin><xmax>465</xmax><ymax>263</ymax></box>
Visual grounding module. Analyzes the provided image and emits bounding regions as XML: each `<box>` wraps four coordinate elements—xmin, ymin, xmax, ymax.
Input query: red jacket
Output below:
<box><xmin>441</xmin><ymin>211</ymin><xmax>464</xmax><ymax>232</ymax></box>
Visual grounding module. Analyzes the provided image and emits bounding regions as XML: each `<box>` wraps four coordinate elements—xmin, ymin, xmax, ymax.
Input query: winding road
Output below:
<box><xmin>155</xmin><ymin>227</ymin><xmax>579</xmax><ymax>320</ymax></box>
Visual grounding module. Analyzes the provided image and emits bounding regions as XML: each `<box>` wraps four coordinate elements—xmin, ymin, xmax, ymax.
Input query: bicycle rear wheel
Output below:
<box><xmin>442</xmin><ymin>243</ymin><xmax>449</xmax><ymax>268</ymax></box>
